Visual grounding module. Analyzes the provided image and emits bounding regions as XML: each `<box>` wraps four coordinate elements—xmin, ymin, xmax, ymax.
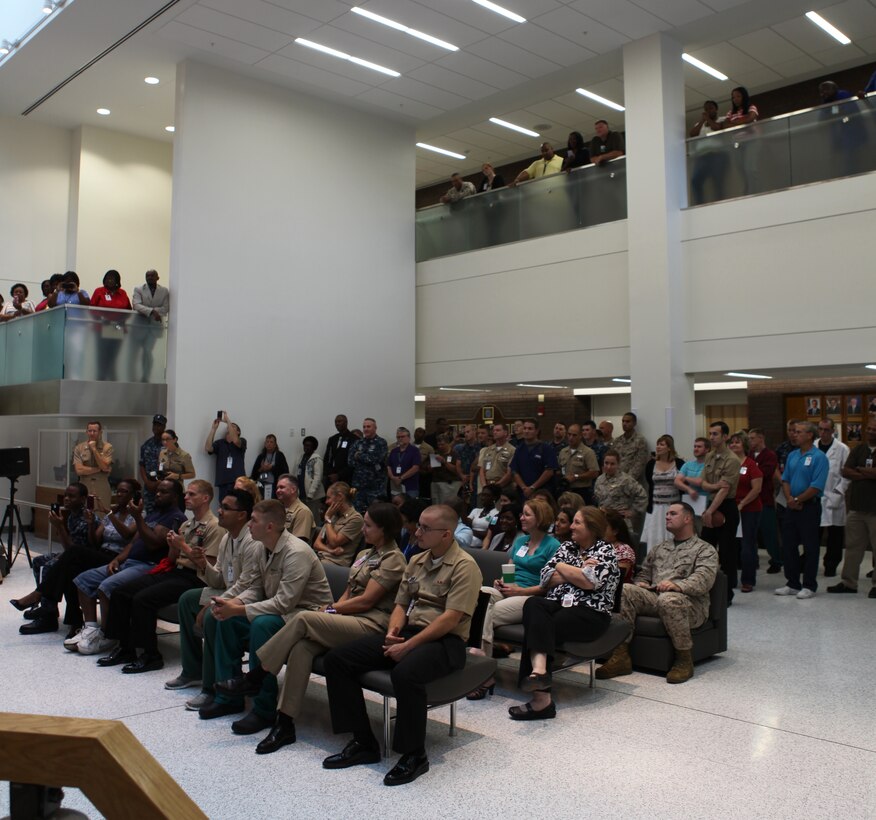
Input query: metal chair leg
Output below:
<box><xmin>449</xmin><ymin>702</ymin><xmax>457</xmax><ymax>737</ymax></box>
<box><xmin>383</xmin><ymin>697</ymin><xmax>392</xmax><ymax>759</ymax></box>
<box><xmin>589</xmin><ymin>659</ymin><xmax>595</xmax><ymax>688</ymax></box>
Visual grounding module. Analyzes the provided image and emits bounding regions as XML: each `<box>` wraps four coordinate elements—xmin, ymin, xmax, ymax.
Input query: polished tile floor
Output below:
<box><xmin>1</xmin><ymin>540</ymin><xmax>874</xmax><ymax>819</ymax></box>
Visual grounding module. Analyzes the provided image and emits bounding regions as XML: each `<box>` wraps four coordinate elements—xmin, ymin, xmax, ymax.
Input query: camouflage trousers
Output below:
<box><xmin>620</xmin><ymin>586</ymin><xmax>703</xmax><ymax>651</ymax></box>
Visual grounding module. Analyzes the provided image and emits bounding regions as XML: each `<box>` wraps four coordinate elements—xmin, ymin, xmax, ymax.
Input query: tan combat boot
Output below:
<box><xmin>666</xmin><ymin>649</ymin><xmax>694</xmax><ymax>684</ymax></box>
<box><xmin>595</xmin><ymin>644</ymin><xmax>632</xmax><ymax>679</ymax></box>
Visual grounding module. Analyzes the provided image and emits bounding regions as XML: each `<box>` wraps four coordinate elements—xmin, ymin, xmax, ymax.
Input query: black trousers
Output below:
<box><xmin>104</xmin><ymin>568</ymin><xmax>204</xmax><ymax>654</ymax></box>
<box><xmin>323</xmin><ymin>627</ymin><xmax>466</xmax><ymax>756</ymax></box>
<box><xmin>823</xmin><ymin>525</ymin><xmax>845</xmax><ymax>571</ymax></box>
<box><xmin>39</xmin><ymin>545</ymin><xmax>116</xmax><ymax>626</ymax></box>
<box><xmin>701</xmin><ymin>498</ymin><xmax>740</xmax><ymax>597</ymax></box>
<box><xmin>518</xmin><ymin>597</ymin><xmax>610</xmax><ymax>682</ymax></box>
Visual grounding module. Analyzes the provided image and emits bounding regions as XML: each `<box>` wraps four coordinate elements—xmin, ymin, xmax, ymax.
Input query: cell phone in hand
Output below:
<box><xmin>86</xmin><ymin>495</ymin><xmax>95</xmax><ymax>511</ymax></box>
<box><xmin>132</xmin><ymin>490</ymin><xmax>142</xmax><ymax>505</ymax></box>
<box><xmin>50</xmin><ymin>503</ymin><xmax>60</xmax><ymax>514</ymax></box>
<box><xmin>216</xmin><ymin>410</ymin><xmax>223</xmax><ymax>421</ymax></box>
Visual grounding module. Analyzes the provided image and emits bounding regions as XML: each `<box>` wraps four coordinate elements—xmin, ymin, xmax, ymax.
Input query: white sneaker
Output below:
<box><xmin>77</xmin><ymin>628</ymin><xmax>117</xmax><ymax>656</ymax></box>
<box><xmin>796</xmin><ymin>588</ymin><xmax>816</xmax><ymax>599</ymax></box>
<box><xmin>774</xmin><ymin>586</ymin><xmax>798</xmax><ymax>596</ymax></box>
<box><xmin>63</xmin><ymin>626</ymin><xmax>87</xmax><ymax>651</ymax></box>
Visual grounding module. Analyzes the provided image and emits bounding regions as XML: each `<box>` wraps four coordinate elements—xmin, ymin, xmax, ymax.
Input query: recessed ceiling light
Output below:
<box><xmin>414</xmin><ymin>394</ymin><xmax>426</xmax><ymax>402</ymax></box>
<box><xmin>865</xmin><ymin>364</ymin><xmax>876</xmax><ymax>370</ymax></box>
<box><xmin>165</xmin><ymin>125</ymin><xmax>175</xmax><ymax>133</ymax></box>
<box><xmin>489</xmin><ymin>117</ymin><xmax>540</xmax><ymax>137</ymax></box>
<box><xmin>805</xmin><ymin>11</ymin><xmax>851</xmax><ymax>45</ymax></box>
<box><xmin>439</xmin><ymin>386</ymin><xmax>489</xmax><ymax>392</ymax></box>
<box><xmin>42</xmin><ymin>3</ymin><xmax>53</xmax><ymax>14</ymax></box>
<box><xmin>0</xmin><ymin>41</ymin><xmax>12</xmax><ymax>55</ymax></box>
<box><xmin>294</xmin><ymin>37</ymin><xmax>400</xmax><ymax>77</ymax></box>
<box><xmin>575</xmin><ymin>88</ymin><xmax>625</xmax><ymax>112</ymax></box>
<box><xmin>144</xmin><ymin>76</ymin><xmax>160</xmax><ymax>85</ymax></box>
<box><xmin>517</xmin><ymin>383</ymin><xmax>568</xmax><ymax>389</ymax></box>
<box><xmin>471</xmin><ymin>0</ymin><xmax>526</xmax><ymax>24</ymax></box>
<box><xmin>682</xmin><ymin>53</ymin><xmax>728</xmax><ymax>81</ymax></box>
<box><xmin>416</xmin><ymin>142</ymin><xmax>466</xmax><ymax>160</ymax></box>
<box><xmin>612</xmin><ymin>378</ymin><xmax>632</xmax><ymax>384</ymax></box>
<box><xmin>96</xmin><ymin>108</ymin><xmax>111</xmax><ymax>116</ymax></box>
<box><xmin>351</xmin><ymin>7</ymin><xmax>458</xmax><ymax>51</ymax></box>
<box><xmin>725</xmin><ymin>372</ymin><xmax>772</xmax><ymax>380</ymax></box>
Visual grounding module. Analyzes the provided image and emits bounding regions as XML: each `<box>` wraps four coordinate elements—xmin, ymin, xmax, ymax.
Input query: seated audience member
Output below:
<box><xmin>249</xmin><ymin>434</ymin><xmax>289</xmax><ymax>500</ymax></box>
<box><xmin>399</xmin><ymin>497</ymin><xmax>429</xmax><ymax>560</ymax></box>
<box><xmin>217</xmin><ymin>503</ymin><xmax>406</xmax><ymax>754</ymax></box>
<box><xmin>97</xmin><ymin>480</ymin><xmax>223</xmax><ymax>673</ymax></box>
<box><xmin>199</xmin><ymin>500</ymin><xmax>332</xmax><ymax>735</ymax></box>
<box><xmin>641</xmin><ymin>435</ymin><xmax>684</xmax><ymax>551</ymax></box>
<box><xmin>589</xmin><ymin>120</ymin><xmax>625</xmax><ymax>165</ymax></box>
<box><xmin>387</xmin><ymin>427</ymin><xmax>420</xmax><ymax>500</ymax></box>
<box><xmin>90</xmin><ymin>269</ymin><xmax>132</xmax><ymax>310</ymax></box>
<box><xmin>532</xmin><ymin>488</ymin><xmax>559</xmax><ymax>518</ymax></box>
<box><xmin>556</xmin><ymin>491</ymin><xmax>586</xmax><ymax>512</ymax></box>
<box><xmin>234</xmin><ymin>475</ymin><xmax>262</xmax><ymax>504</ymax></box>
<box><xmin>594</xmin><ymin>449</ymin><xmax>648</xmax><ymax>526</ymax></box>
<box><xmin>447</xmin><ymin>496</ymin><xmax>474</xmax><ymax>548</ymax></box>
<box><xmin>602</xmin><ymin>508</ymin><xmax>638</xmax><ymax>582</ymax></box>
<box><xmin>553</xmin><ymin>507</ymin><xmax>575</xmax><ymax>543</ymax></box>
<box><xmin>512</xmin><ymin>507</ymin><xmax>620</xmax><ymax>720</ymax></box>
<box><xmin>13</xmin><ymin>483</ymin><xmax>92</xmax><ymax>635</ymax></box>
<box><xmin>320</xmin><ymin>504</ymin><xmax>480</xmax><ymax>786</ymax></box>
<box><xmin>484</xmin><ymin>504</ymin><xmax>522</xmax><ymax>552</ymax></box>
<box><xmin>439</xmin><ymin>173</ymin><xmax>476</xmax><ymax>204</ymax></box>
<box><xmin>479</xmin><ymin>163</ymin><xmax>505</xmax><ymax>192</ymax></box>
<box><xmin>158</xmin><ymin>429</ymin><xmax>196</xmax><ymax>481</ymax></box>
<box><xmin>468</xmin><ymin>497</ymin><xmax>560</xmax><ymax>699</ymax></box>
<box><xmin>35</xmin><ymin>276</ymin><xmax>60</xmax><ymax>312</ymax></box>
<box><xmin>164</xmin><ymin>489</ymin><xmax>257</xmax><ymax>707</ymax></box>
<box><xmin>469</xmin><ymin>484</ymin><xmax>501</xmax><ymax>547</ymax></box>
<box><xmin>312</xmin><ymin>482</ymin><xmax>365</xmax><ymax>566</ymax></box>
<box><xmin>73</xmin><ymin>479</ymin><xmax>187</xmax><ymax>655</ymax></box>
<box><xmin>728</xmin><ymin>432</ymin><xmax>763</xmax><ymax>593</ymax></box>
<box><xmin>561</xmin><ymin>131</ymin><xmax>590</xmax><ymax>172</ymax></box>
<box><xmin>47</xmin><ymin>271</ymin><xmax>90</xmax><ymax>306</ymax></box>
<box><xmin>299</xmin><ymin>436</ymin><xmax>325</xmax><ymax>518</ymax></box>
<box><xmin>597</xmin><ymin>503</ymin><xmax>718</xmax><ymax>684</ymax></box>
<box><xmin>1</xmin><ymin>283</ymin><xmax>36</xmax><ymax>318</ymax></box>
<box><xmin>511</xmin><ymin>142</ymin><xmax>564</xmax><ymax>186</ymax></box>
<box><xmin>275</xmin><ymin>474</ymin><xmax>315</xmax><ymax>544</ymax></box>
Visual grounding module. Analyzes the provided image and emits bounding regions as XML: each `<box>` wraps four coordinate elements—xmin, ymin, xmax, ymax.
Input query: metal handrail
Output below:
<box><xmin>0</xmin><ymin>495</ymin><xmax>54</xmax><ymax>553</ymax></box>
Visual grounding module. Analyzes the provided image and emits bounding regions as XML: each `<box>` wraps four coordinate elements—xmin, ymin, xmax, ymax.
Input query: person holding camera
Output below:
<box><xmin>46</xmin><ymin>270</ymin><xmax>90</xmax><ymax>306</ymax></box>
<box><xmin>206</xmin><ymin>411</ymin><xmax>247</xmax><ymax>501</ymax></box>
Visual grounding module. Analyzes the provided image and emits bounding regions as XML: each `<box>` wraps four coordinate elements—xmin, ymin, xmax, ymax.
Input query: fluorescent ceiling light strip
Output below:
<box><xmin>865</xmin><ymin>364</ymin><xmax>876</xmax><ymax>370</ymax></box>
<box><xmin>805</xmin><ymin>11</ymin><xmax>851</xmax><ymax>45</ymax></box>
<box><xmin>414</xmin><ymin>394</ymin><xmax>426</xmax><ymax>402</ymax></box>
<box><xmin>575</xmin><ymin>88</ymin><xmax>625</xmax><ymax>112</ymax></box>
<box><xmin>517</xmin><ymin>383</ymin><xmax>567</xmax><ymax>389</ymax></box>
<box><xmin>681</xmin><ymin>53</ymin><xmax>728</xmax><ymax>81</ymax></box>
<box><xmin>471</xmin><ymin>0</ymin><xmax>526</xmax><ymax>23</ymax></box>
<box><xmin>416</xmin><ymin>142</ymin><xmax>466</xmax><ymax>160</ymax></box>
<box><xmin>725</xmin><ymin>372</ymin><xmax>772</xmax><ymax>380</ymax></box>
<box><xmin>574</xmin><ymin>387</ymin><xmax>631</xmax><ymax>396</ymax></box>
<box><xmin>695</xmin><ymin>382</ymin><xmax>748</xmax><ymax>391</ymax></box>
<box><xmin>489</xmin><ymin>117</ymin><xmax>539</xmax><ymax>137</ymax></box>
<box><xmin>294</xmin><ymin>37</ymin><xmax>399</xmax><ymax>77</ymax></box>
<box><xmin>612</xmin><ymin>378</ymin><xmax>631</xmax><ymax>384</ymax></box>
<box><xmin>351</xmin><ymin>7</ymin><xmax>458</xmax><ymax>51</ymax></box>
<box><xmin>439</xmin><ymin>386</ymin><xmax>489</xmax><ymax>392</ymax></box>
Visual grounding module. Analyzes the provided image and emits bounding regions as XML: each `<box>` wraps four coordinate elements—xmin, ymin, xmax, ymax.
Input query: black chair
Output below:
<box><xmin>322</xmin><ymin>561</ymin><xmax>351</xmax><ymax>601</ymax></box>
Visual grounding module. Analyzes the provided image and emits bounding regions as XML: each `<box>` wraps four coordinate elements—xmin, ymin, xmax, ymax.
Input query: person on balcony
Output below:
<box><xmin>1</xmin><ymin>283</ymin><xmax>36</xmax><ymax>318</ymax></box>
<box><xmin>510</xmin><ymin>142</ymin><xmax>563</xmax><ymax>186</ymax></box>
<box><xmin>439</xmin><ymin>173</ymin><xmax>476</xmax><ymax>204</ymax></box>
<box><xmin>47</xmin><ymin>271</ymin><xmax>89</xmax><ymax>306</ymax></box>
<box><xmin>35</xmin><ymin>276</ymin><xmax>59</xmax><ymax>312</ymax></box>
<box><xmin>589</xmin><ymin>120</ymin><xmax>625</xmax><ymax>166</ymax></box>
<box><xmin>131</xmin><ymin>269</ymin><xmax>169</xmax><ymax>382</ymax></box>
<box><xmin>90</xmin><ymin>270</ymin><xmax>132</xmax><ymax>380</ymax></box>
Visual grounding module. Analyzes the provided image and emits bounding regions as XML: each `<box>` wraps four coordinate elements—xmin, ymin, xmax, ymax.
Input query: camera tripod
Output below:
<box><xmin>0</xmin><ymin>477</ymin><xmax>32</xmax><ymax>575</ymax></box>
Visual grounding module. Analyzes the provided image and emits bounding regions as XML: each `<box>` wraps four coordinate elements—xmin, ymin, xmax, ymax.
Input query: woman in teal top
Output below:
<box><xmin>467</xmin><ymin>496</ymin><xmax>560</xmax><ymax>699</ymax></box>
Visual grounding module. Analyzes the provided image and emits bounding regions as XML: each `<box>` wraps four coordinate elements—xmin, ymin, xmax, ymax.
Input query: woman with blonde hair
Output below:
<box><xmin>312</xmin><ymin>481</ymin><xmax>364</xmax><ymax>566</ymax></box>
<box><xmin>233</xmin><ymin>475</ymin><xmax>262</xmax><ymax>504</ymax></box>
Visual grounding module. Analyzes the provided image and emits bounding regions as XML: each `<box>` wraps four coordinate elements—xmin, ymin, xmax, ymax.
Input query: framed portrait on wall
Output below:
<box><xmin>846</xmin><ymin>395</ymin><xmax>863</xmax><ymax>418</ymax></box>
<box><xmin>846</xmin><ymin>422</ymin><xmax>862</xmax><ymax>442</ymax></box>
<box><xmin>804</xmin><ymin>396</ymin><xmax>821</xmax><ymax>417</ymax></box>
<box><xmin>482</xmin><ymin>406</ymin><xmax>494</xmax><ymax>422</ymax></box>
<box><xmin>868</xmin><ymin>395</ymin><xmax>876</xmax><ymax>414</ymax></box>
<box><xmin>824</xmin><ymin>396</ymin><xmax>842</xmax><ymax>417</ymax></box>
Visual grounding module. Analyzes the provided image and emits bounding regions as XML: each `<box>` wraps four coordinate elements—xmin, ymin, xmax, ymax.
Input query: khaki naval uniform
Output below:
<box><xmin>283</xmin><ymin>497</ymin><xmax>315</xmax><ymax>543</ymax></box>
<box><xmin>257</xmin><ymin>542</ymin><xmax>406</xmax><ymax>718</ymax></box>
<box><xmin>317</xmin><ymin>507</ymin><xmax>364</xmax><ymax>567</ymax></box>
<box><xmin>158</xmin><ymin>447</ymin><xmax>195</xmax><ymax>479</ymax></box>
<box><xmin>478</xmin><ymin>443</ymin><xmax>515</xmax><ymax>485</ymax></box>
<box><xmin>72</xmin><ymin>439</ymin><xmax>114</xmax><ymax>508</ymax></box>
<box><xmin>558</xmin><ymin>444</ymin><xmax>599</xmax><ymax>493</ymax></box>
<box><xmin>620</xmin><ymin>535</ymin><xmax>718</xmax><ymax>650</ymax></box>
<box><xmin>323</xmin><ymin>541</ymin><xmax>482</xmax><ymax>755</ymax></box>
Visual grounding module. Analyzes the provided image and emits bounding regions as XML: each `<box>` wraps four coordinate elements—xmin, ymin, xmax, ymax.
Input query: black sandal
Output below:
<box><xmin>508</xmin><ymin>701</ymin><xmax>556</xmax><ymax>721</ymax></box>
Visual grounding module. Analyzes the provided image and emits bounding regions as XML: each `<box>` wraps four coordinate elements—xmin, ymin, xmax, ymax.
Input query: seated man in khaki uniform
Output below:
<box><xmin>72</xmin><ymin>420</ymin><xmax>114</xmax><ymax>509</ymax></box>
<box><xmin>597</xmin><ymin>502</ymin><xmax>718</xmax><ymax>684</ymax></box>
<box><xmin>275</xmin><ymin>474</ymin><xmax>315</xmax><ymax>544</ymax></box>
<box><xmin>321</xmin><ymin>504</ymin><xmax>481</xmax><ymax>786</ymax></box>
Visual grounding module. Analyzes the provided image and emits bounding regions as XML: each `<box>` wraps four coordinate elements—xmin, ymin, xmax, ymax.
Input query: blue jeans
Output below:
<box><xmin>740</xmin><ymin>509</ymin><xmax>762</xmax><ymax>586</ymax></box>
<box><xmin>781</xmin><ymin>499</ymin><xmax>822</xmax><ymax>591</ymax></box>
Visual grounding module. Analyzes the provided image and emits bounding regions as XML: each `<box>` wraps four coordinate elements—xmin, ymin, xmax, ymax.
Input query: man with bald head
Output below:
<box><xmin>510</xmin><ymin>142</ymin><xmax>563</xmax><ymax>186</ymax></box>
<box><xmin>321</xmin><ymin>504</ymin><xmax>481</xmax><ymax>786</ymax></box>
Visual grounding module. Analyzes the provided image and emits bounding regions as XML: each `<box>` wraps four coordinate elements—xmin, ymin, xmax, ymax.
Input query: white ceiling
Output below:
<box><xmin>0</xmin><ymin>0</ymin><xmax>874</xmax><ymax>187</ymax></box>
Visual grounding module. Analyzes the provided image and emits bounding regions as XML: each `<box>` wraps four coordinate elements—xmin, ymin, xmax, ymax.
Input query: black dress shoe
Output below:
<box><xmin>323</xmin><ymin>739</ymin><xmax>381</xmax><ymax>769</ymax></box>
<box><xmin>508</xmin><ymin>701</ymin><xmax>557</xmax><ymax>721</ymax></box>
<box><xmin>869</xmin><ymin>588</ymin><xmax>876</xmax><ymax>599</ymax></box>
<box><xmin>231</xmin><ymin>710</ymin><xmax>274</xmax><ymax>735</ymax></box>
<box><xmin>19</xmin><ymin>618</ymin><xmax>59</xmax><ymax>635</ymax></box>
<box><xmin>827</xmin><ymin>583</ymin><xmax>857</xmax><ymax>594</ymax></box>
<box><xmin>97</xmin><ymin>647</ymin><xmax>137</xmax><ymax>667</ymax></box>
<box><xmin>199</xmin><ymin>699</ymin><xmax>245</xmax><ymax>720</ymax></box>
<box><xmin>766</xmin><ymin>564</ymin><xmax>782</xmax><ymax>574</ymax></box>
<box><xmin>23</xmin><ymin>606</ymin><xmax>42</xmax><ymax>620</ymax></box>
<box><xmin>383</xmin><ymin>753</ymin><xmax>429</xmax><ymax>786</ymax></box>
<box><xmin>256</xmin><ymin>717</ymin><xmax>297</xmax><ymax>754</ymax></box>
<box><xmin>215</xmin><ymin>675</ymin><xmax>261</xmax><ymax>698</ymax></box>
<box><xmin>122</xmin><ymin>653</ymin><xmax>164</xmax><ymax>674</ymax></box>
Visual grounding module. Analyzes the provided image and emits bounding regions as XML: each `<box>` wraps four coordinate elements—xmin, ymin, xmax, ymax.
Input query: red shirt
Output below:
<box><xmin>90</xmin><ymin>288</ymin><xmax>132</xmax><ymax>310</ymax></box>
<box><xmin>752</xmin><ymin>448</ymin><xmax>777</xmax><ymax>507</ymax></box>
<box><xmin>735</xmin><ymin>456</ymin><xmax>763</xmax><ymax>513</ymax></box>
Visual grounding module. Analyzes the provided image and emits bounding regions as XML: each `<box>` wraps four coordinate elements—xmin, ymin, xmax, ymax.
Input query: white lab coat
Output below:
<box><xmin>819</xmin><ymin>437</ymin><xmax>849</xmax><ymax>527</ymax></box>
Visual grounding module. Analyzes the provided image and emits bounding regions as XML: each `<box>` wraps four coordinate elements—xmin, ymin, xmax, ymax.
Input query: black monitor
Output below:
<box><xmin>0</xmin><ymin>448</ymin><xmax>30</xmax><ymax>480</ymax></box>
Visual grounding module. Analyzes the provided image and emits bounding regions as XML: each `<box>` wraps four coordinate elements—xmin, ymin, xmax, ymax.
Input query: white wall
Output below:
<box><xmin>0</xmin><ymin>116</ymin><xmax>71</xmax><ymax>300</ymax></box>
<box><xmin>72</xmin><ymin>125</ymin><xmax>173</xmax><ymax>295</ymax></box>
<box><xmin>168</xmin><ymin>61</ymin><xmax>416</xmax><ymax>477</ymax></box>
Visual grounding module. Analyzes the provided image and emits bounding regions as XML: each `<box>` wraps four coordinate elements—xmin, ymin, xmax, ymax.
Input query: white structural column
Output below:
<box><xmin>623</xmin><ymin>33</ymin><xmax>694</xmax><ymax>452</ymax></box>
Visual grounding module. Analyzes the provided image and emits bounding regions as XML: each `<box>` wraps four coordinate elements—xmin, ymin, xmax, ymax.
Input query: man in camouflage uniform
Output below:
<box><xmin>558</xmin><ymin>424</ymin><xmax>600</xmax><ymax>504</ymax></box>
<box><xmin>612</xmin><ymin>411</ymin><xmax>649</xmax><ymax>484</ymax></box>
<box><xmin>478</xmin><ymin>422</ymin><xmax>515</xmax><ymax>489</ymax></box>
<box><xmin>349</xmin><ymin>418</ymin><xmax>388</xmax><ymax>513</ymax></box>
<box><xmin>597</xmin><ymin>502</ymin><xmax>718</xmax><ymax>684</ymax></box>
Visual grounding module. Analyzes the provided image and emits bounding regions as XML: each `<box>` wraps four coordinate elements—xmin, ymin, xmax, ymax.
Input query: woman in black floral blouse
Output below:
<box><xmin>509</xmin><ymin>506</ymin><xmax>620</xmax><ymax>720</ymax></box>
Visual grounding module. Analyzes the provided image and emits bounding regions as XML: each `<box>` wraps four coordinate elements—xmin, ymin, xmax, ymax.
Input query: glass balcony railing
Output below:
<box><xmin>687</xmin><ymin>95</ymin><xmax>875</xmax><ymax>205</ymax></box>
<box><xmin>415</xmin><ymin>158</ymin><xmax>627</xmax><ymax>262</ymax></box>
<box><xmin>0</xmin><ymin>305</ymin><xmax>167</xmax><ymax>386</ymax></box>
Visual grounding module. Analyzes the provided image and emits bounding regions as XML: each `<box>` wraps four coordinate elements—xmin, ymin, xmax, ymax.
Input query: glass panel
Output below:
<box><xmin>38</xmin><ymin>429</ymin><xmax>75</xmax><ymax>490</ymax></box>
<box><xmin>31</xmin><ymin>307</ymin><xmax>65</xmax><ymax>382</ymax></box>
<box><xmin>6</xmin><ymin>314</ymin><xmax>34</xmax><ymax>385</ymax></box>
<box><xmin>104</xmin><ymin>429</ymin><xmax>138</xmax><ymax>487</ymax></box>
<box><xmin>415</xmin><ymin>159</ymin><xmax>628</xmax><ymax>261</ymax></box>
<box><xmin>0</xmin><ymin>321</ymin><xmax>6</xmax><ymax>386</ymax></box>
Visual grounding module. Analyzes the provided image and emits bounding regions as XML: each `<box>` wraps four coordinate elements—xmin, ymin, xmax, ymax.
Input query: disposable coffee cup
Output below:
<box><xmin>501</xmin><ymin>563</ymin><xmax>516</xmax><ymax>584</ymax></box>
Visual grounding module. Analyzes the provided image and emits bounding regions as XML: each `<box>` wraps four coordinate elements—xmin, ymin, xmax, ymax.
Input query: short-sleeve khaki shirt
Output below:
<box><xmin>175</xmin><ymin>511</ymin><xmax>225</xmax><ymax>570</ymax></box>
<box><xmin>558</xmin><ymin>445</ymin><xmax>599</xmax><ymax>488</ymax></box>
<box><xmin>319</xmin><ymin>507</ymin><xmax>365</xmax><ymax>567</ymax></box>
<box><xmin>284</xmin><ymin>497</ymin><xmax>315</xmax><ymax>543</ymax></box>
<box><xmin>702</xmin><ymin>448</ymin><xmax>741</xmax><ymax>499</ymax></box>
<box><xmin>478</xmin><ymin>443</ymin><xmax>515</xmax><ymax>483</ymax></box>
<box><xmin>72</xmin><ymin>440</ymin><xmax>114</xmax><ymax>507</ymax></box>
<box><xmin>346</xmin><ymin>542</ymin><xmax>406</xmax><ymax>627</ymax></box>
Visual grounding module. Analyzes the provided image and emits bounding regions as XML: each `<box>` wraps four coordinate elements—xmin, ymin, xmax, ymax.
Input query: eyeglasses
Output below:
<box><xmin>219</xmin><ymin>503</ymin><xmax>242</xmax><ymax>512</ymax></box>
<box><xmin>416</xmin><ymin>524</ymin><xmax>449</xmax><ymax>534</ymax></box>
